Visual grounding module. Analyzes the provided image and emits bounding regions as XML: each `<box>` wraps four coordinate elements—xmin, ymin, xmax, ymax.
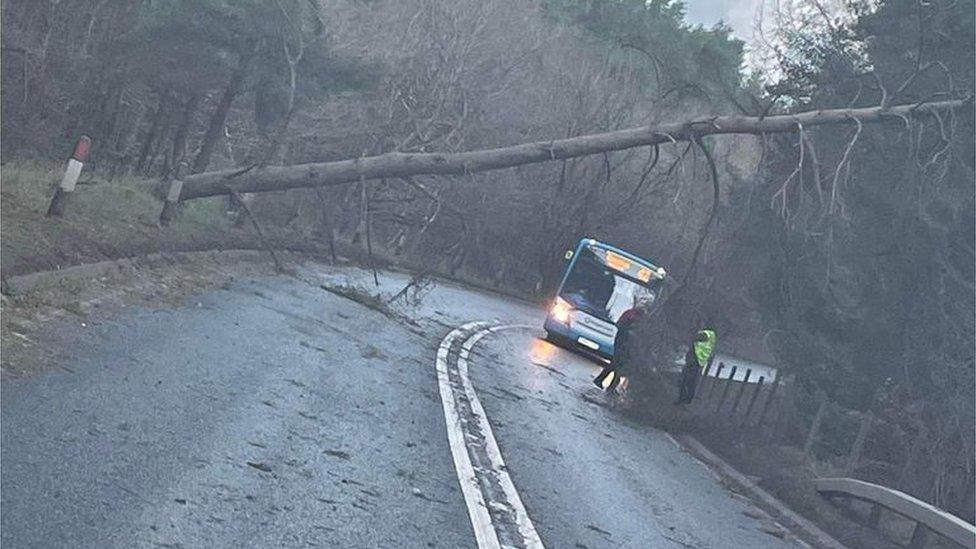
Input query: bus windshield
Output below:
<box><xmin>559</xmin><ymin>245</ymin><xmax>662</xmax><ymax>323</ymax></box>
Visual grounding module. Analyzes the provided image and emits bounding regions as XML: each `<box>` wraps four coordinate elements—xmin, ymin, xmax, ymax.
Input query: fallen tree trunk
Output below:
<box><xmin>177</xmin><ymin>99</ymin><xmax>970</xmax><ymax>200</ymax></box>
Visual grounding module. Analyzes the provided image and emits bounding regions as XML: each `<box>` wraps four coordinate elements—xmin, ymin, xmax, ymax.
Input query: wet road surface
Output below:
<box><xmin>2</xmin><ymin>264</ymin><xmax>802</xmax><ymax>547</ymax></box>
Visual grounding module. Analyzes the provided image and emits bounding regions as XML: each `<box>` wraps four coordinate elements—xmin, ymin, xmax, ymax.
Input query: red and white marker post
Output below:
<box><xmin>47</xmin><ymin>135</ymin><xmax>92</xmax><ymax>217</ymax></box>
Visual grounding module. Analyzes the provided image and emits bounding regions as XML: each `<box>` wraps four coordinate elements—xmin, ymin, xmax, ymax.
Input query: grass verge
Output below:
<box><xmin>0</xmin><ymin>160</ymin><xmax>323</xmax><ymax>279</ymax></box>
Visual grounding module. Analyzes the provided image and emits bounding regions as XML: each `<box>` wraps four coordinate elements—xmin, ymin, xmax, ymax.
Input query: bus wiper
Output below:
<box><xmin>576</xmin><ymin>303</ymin><xmax>611</xmax><ymax>322</ymax></box>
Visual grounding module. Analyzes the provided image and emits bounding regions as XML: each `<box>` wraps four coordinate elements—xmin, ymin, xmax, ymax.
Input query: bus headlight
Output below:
<box><xmin>551</xmin><ymin>297</ymin><xmax>571</xmax><ymax>323</ymax></box>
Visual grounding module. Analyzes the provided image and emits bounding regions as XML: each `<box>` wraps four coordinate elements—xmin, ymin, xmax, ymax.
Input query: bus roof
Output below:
<box><xmin>576</xmin><ymin>237</ymin><xmax>664</xmax><ymax>272</ymax></box>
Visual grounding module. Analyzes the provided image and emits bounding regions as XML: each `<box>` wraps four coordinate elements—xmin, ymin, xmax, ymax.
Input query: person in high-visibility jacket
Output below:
<box><xmin>676</xmin><ymin>328</ymin><xmax>716</xmax><ymax>404</ymax></box>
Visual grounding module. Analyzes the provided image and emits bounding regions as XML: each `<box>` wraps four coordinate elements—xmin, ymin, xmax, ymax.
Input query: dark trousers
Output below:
<box><xmin>676</xmin><ymin>363</ymin><xmax>699</xmax><ymax>404</ymax></box>
<box><xmin>594</xmin><ymin>362</ymin><xmax>622</xmax><ymax>391</ymax></box>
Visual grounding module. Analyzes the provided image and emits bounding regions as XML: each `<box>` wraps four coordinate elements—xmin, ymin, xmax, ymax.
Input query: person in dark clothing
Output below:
<box><xmin>593</xmin><ymin>296</ymin><xmax>649</xmax><ymax>392</ymax></box>
<box><xmin>676</xmin><ymin>328</ymin><xmax>716</xmax><ymax>404</ymax></box>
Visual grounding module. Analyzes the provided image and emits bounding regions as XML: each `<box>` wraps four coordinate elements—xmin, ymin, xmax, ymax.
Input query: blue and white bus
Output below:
<box><xmin>543</xmin><ymin>238</ymin><xmax>667</xmax><ymax>359</ymax></box>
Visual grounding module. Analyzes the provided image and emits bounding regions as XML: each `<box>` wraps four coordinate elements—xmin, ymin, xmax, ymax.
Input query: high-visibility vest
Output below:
<box><xmin>694</xmin><ymin>329</ymin><xmax>716</xmax><ymax>368</ymax></box>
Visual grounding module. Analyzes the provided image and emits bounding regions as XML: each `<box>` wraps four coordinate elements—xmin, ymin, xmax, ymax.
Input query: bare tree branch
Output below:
<box><xmin>672</xmin><ymin>135</ymin><xmax>721</xmax><ymax>297</ymax></box>
<box><xmin>227</xmin><ymin>188</ymin><xmax>283</xmax><ymax>272</ymax></box>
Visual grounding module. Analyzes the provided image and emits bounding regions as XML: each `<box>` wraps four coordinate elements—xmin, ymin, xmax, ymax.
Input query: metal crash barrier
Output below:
<box><xmin>815</xmin><ymin>477</ymin><xmax>976</xmax><ymax>548</ymax></box>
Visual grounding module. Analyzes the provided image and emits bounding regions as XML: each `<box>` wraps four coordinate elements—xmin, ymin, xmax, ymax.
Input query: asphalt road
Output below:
<box><xmin>1</xmin><ymin>263</ymin><xmax>802</xmax><ymax>548</ymax></box>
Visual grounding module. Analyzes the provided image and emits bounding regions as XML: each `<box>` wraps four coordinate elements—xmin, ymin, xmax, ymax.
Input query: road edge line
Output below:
<box><xmin>436</xmin><ymin>322</ymin><xmax>500</xmax><ymax>549</ymax></box>
<box><xmin>458</xmin><ymin>325</ymin><xmax>544</xmax><ymax>548</ymax></box>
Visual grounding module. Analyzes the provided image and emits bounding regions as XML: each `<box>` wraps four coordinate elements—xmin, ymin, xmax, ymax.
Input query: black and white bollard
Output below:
<box><xmin>47</xmin><ymin>135</ymin><xmax>92</xmax><ymax>217</ymax></box>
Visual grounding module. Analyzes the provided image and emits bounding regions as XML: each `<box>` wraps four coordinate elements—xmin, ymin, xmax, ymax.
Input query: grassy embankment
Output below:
<box><xmin>0</xmin><ymin>160</ymin><xmax>323</xmax><ymax>280</ymax></box>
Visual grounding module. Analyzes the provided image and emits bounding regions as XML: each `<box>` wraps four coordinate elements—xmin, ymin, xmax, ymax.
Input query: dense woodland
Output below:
<box><xmin>2</xmin><ymin>0</ymin><xmax>973</xmax><ymax>518</ymax></box>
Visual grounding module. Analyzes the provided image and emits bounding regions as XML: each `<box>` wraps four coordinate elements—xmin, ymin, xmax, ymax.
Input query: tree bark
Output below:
<box><xmin>177</xmin><ymin>99</ymin><xmax>969</xmax><ymax>200</ymax></box>
<box><xmin>169</xmin><ymin>92</ymin><xmax>202</xmax><ymax>173</ymax></box>
<box><xmin>192</xmin><ymin>45</ymin><xmax>255</xmax><ymax>173</ymax></box>
<box><xmin>136</xmin><ymin>93</ymin><xmax>168</xmax><ymax>172</ymax></box>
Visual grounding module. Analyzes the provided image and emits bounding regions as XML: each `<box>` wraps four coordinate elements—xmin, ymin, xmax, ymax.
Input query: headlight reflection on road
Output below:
<box><xmin>525</xmin><ymin>338</ymin><xmax>560</xmax><ymax>392</ymax></box>
<box><xmin>530</xmin><ymin>337</ymin><xmax>558</xmax><ymax>363</ymax></box>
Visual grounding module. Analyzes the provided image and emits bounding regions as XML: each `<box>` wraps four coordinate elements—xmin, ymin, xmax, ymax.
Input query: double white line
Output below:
<box><xmin>436</xmin><ymin>322</ymin><xmax>544</xmax><ymax>549</ymax></box>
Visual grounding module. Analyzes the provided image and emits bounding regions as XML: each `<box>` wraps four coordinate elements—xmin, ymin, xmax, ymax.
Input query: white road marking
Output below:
<box><xmin>458</xmin><ymin>325</ymin><xmax>544</xmax><ymax>548</ymax></box>
<box><xmin>436</xmin><ymin>322</ymin><xmax>544</xmax><ymax>549</ymax></box>
<box><xmin>436</xmin><ymin>322</ymin><xmax>499</xmax><ymax>548</ymax></box>
<box><xmin>440</xmin><ymin>323</ymin><xmax>806</xmax><ymax>549</ymax></box>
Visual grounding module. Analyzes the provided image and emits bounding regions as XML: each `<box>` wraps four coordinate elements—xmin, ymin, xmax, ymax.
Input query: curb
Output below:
<box><xmin>0</xmin><ymin>249</ymin><xmax>321</xmax><ymax>297</ymax></box>
<box><xmin>676</xmin><ymin>434</ymin><xmax>849</xmax><ymax>549</ymax></box>
<box><xmin>1</xmin><ymin>241</ymin><xmax>543</xmax><ymax>307</ymax></box>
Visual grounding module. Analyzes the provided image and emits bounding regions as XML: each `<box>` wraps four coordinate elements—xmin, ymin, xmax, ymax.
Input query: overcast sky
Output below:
<box><xmin>683</xmin><ymin>0</ymin><xmax>762</xmax><ymax>41</ymax></box>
